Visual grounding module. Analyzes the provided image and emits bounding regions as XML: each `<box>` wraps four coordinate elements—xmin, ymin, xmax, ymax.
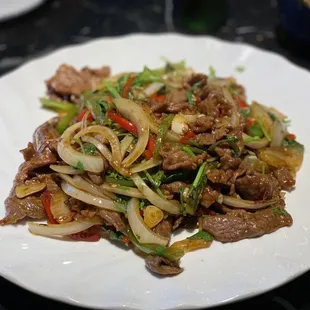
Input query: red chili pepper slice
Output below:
<box><xmin>77</xmin><ymin>109</ymin><xmax>93</xmax><ymax>121</ymax></box>
<box><xmin>122</xmin><ymin>236</ymin><xmax>130</xmax><ymax>244</ymax></box>
<box><xmin>235</xmin><ymin>96</ymin><xmax>248</xmax><ymax>109</ymax></box>
<box><xmin>107</xmin><ymin>111</ymin><xmax>138</xmax><ymax>135</ymax></box>
<box><xmin>144</xmin><ymin>136</ymin><xmax>156</xmax><ymax>159</ymax></box>
<box><xmin>70</xmin><ymin>229</ymin><xmax>101</xmax><ymax>242</ymax></box>
<box><xmin>151</xmin><ymin>94</ymin><xmax>166</xmax><ymax>102</ymax></box>
<box><xmin>180</xmin><ymin>131</ymin><xmax>196</xmax><ymax>143</ymax></box>
<box><xmin>247</xmin><ymin>118</ymin><xmax>256</xmax><ymax>128</ymax></box>
<box><xmin>122</xmin><ymin>76</ymin><xmax>136</xmax><ymax>98</ymax></box>
<box><xmin>287</xmin><ymin>133</ymin><xmax>296</xmax><ymax>140</ymax></box>
<box><xmin>40</xmin><ymin>191</ymin><xmax>58</xmax><ymax>224</ymax></box>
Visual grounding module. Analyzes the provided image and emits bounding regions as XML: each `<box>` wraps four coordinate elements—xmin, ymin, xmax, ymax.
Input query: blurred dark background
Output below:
<box><xmin>0</xmin><ymin>0</ymin><xmax>310</xmax><ymax>309</ymax></box>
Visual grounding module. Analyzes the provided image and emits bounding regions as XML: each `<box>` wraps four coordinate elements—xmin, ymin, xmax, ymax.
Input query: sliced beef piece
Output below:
<box><xmin>200</xmin><ymin>185</ymin><xmax>220</xmax><ymax>208</ymax></box>
<box><xmin>194</xmin><ymin>126</ymin><xmax>228</xmax><ymax>146</ymax></box>
<box><xmin>159</xmin><ymin>143</ymin><xmax>207</xmax><ymax>170</ymax></box>
<box><xmin>220</xmin><ymin>153</ymin><xmax>241</xmax><ymax>171</ymax></box>
<box><xmin>197</xmin><ymin>98</ymin><xmax>220</xmax><ymax>117</ymax></box>
<box><xmin>46</xmin><ymin>64</ymin><xmax>110</xmax><ymax>97</ymax></box>
<box><xmin>0</xmin><ymin>195</ymin><xmax>45</xmax><ymax>225</ymax></box>
<box><xmin>207</xmin><ymin>169</ymin><xmax>234</xmax><ymax>185</ymax></box>
<box><xmin>67</xmin><ymin>197</ymin><xmax>85</xmax><ymax>213</ymax></box>
<box><xmin>189</xmin><ymin>115</ymin><xmax>214</xmax><ymax>133</ymax></box>
<box><xmin>97</xmin><ymin>209</ymin><xmax>126</xmax><ymax>232</ymax></box>
<box><xmin>172</xmin><ymin>216</ymin><xmax>184</xmax><ymax>230</ymax></box>
<box><xmin>148</xmin><ymin>99</ymin><xmax>168</xmax><ymax>113</ymax></box>
<box><xmin>145</xmin><ymin>256</ymin><xmax>183</xmax><ymax>275</ymax></box>
<box><xmin>1</xmin><ymin>120</ymin><xmax>60</xmax><ymax>225</ymax></box>
<box><xmin>273</xmin><ymin>167</ymin><xmax>295</xmax><ymax>191</ymax></box>
<box><xmin>15</xmin><ymin>144</ymin><xmax>57</xmax><ymax>185</ymax></box>
<box><xmin>187</xmin><ymin>73</ymin><xmax>208</xmax><ymax>87</ymax></box>
<box><xmin>165</xmin><ymin>89</ymin><xmax>189</xmax><ymax>113</ymax></box>
<box><xmin>153</xmin><ymin>219</ymin><xmax>172</xmax><ymax>238</ymax></box>
<box><xmin>200</xmin><ymin>208</ymin><xmax>292</xmax><ymax>243</ymax></box>
<box><xmin>235</xmin><ymin>173</ymin><xmax>280</xmax><ymax>200</ymax></box>
<box><xmin>161</xmin><ymin>181</ymin><xmax>187</xmax><ymax>196</ymax></box>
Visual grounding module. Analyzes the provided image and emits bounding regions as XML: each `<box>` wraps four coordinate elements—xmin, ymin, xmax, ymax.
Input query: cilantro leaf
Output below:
<box><xmin>235</xmin><ymin>65</ymin><xmax>245</xmax><ymax>73</ymax></box>
<box><xmin>84</xmin><ymin>143</ymin><xmax>97</xmax><ymax>155</ymax></box>
<box><xmin>186</xmin><ymin>91</ymin><xmax>196</xmax><ymax>105</ymax></box>
<box><xmin>75</xmin><ymin>161</ymin><xmax>84</xmax><ymax>171</ymax></box>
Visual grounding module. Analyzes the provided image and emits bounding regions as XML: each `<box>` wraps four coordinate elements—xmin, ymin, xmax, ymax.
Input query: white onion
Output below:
<box><xmin>127</xmin><ymin>198</ymin><xmax>169</xmax><ymax>245</ymax></box>
<box><xmin>28</xmin><ymin>221</ymin><xmax>96</xmax><ymax>237</ymax></box>
<box><xmin>131</xmin><ymin>173</ymin><xmax>180</xmax><ymax>214</ymax></box>
<box><xmin>81</xmin><ymin>135</ymin><xmax>112</xmax><ymax>162</ymax></box>
<box><xmin>143</xmin><ymin>106</ymin><xmax>182</xmax><ymax>142</ymax></box>
<box><xmin>270</xmin><ymin>119</ymin><xmax>286</xmax><ymax>147</ymax></box>
<box><xmin>120</xmin><ymin>135</ymin><xmax>134</xmax><ymax>159</ymax></box>
<box><xmin>73</xmin><ymin>125</ymin><xmax>122</xmax><ymax>166</ymax></box>
<box><xmin>72</xmin><ymin>175</ymin><xmax>114</xmax><ymax>200</ymax></box>
<box><xmin>61</xmin><ymin>181</ymin><xmax>120</xmax><ymax>212</ymax></box>
<box><xmin>223</xmin><ymin>87</ymin><xmax>239</xmax><ymax>127</ymax></box>
<box><xmin>242</xmin><ymin>133</ymin><xmax>269</xmax><ymax>149</ymax></box>
<box><xmin>57</xmin><ymin>122</ymin><xmax>104</xmax><ymax>173</ymax></box>
<box><xmin>130</xmin><ymin>158</ymin><xmax>161</xmax><ymax>173</ymax></box>
<box><xmin>50</xmin><ymin>164</ymin><xmax>84</xmax><ymax>175</ymax></box>
<box><xmin>114</xmin><ymin>98</ymin><xmax>149</xmax><ymax>167</ymax></box>
<box><xmin>50</xmin><ymin>191</ymin><xmax>72</xmax><ymax>223</ymax></box>
<box><xmin>101</xmin><ymin>183</ymin><xmax>144</xmax><ymax>198</ymax></box>
<box><xmin>143</xmin><ymin>82</ymin><xmax>165</xmax><ymax>96</ymax></box>
<box><xmin>180</xmin><ymin>113</ymin><xmax>200</xmax><ymax>124</ymax></box>
<box><xmin>218</xmin><ymin>194</ymin><xmax>278</xmax><ymax>210</ymax></box>
<box><xmin>171</xmin><ymin>114</ymin><xmax>189</xmax><ymax>135</ymax></box>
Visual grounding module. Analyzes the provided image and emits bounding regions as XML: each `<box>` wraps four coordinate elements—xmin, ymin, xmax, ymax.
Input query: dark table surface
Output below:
<box><xmin>0</xmin><ymin>0</ymin><xmax>310</xmax><ymax>309</ymax></box>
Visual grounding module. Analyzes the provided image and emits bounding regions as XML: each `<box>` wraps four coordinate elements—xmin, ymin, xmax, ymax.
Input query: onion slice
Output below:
<box><xmin>50</xmin><ymin>164</ymin><xmax>84</xmax><ymax>175</ymax></box>
<box><xmin>101</xmin><ymin>183</ymin><xmax>144</xmax><ymax>199</ymax></box>
<box><xmin>81</xmin><ymin>135</ymin><xmax>112</xmax><ymax>162</ymax></box>
<box><xmin>218</xmin><ymin>194</ymin><xmax>278</xmax><ymax>210</ymax></box>
<box><xmin>130</xmin><ymin>158</ymin><xmax>161</xmax><ymax>173</ymax></box>
<box><xmin>143</xmin><ymin>82</ymin><xmax>164</xmax><ymax>97</ymax></box>
<box><xmin>61</xmin><ymin>181</ymin><xmax>121</xmax><ymax>212</ymax></box>
<box><xmin>114</xmin><ymin>98</ymin><xmax>149</xmax><ymax>167</ymax></box>
<box><xmin>57</xmin><ymin>122</ymin><xmax>104</xmax><ymax>173</ymax></box>
<box><xmin>28</xmin><ymin>221</ymin><xmax>98</xmax><ymax>237</ymax></box>
<box><xmin>74</xmin><ymin>125</ymin><xmax>122</xmax><ymax>166</ymax></box>
<box><xmin>270</xmin><ymin>119</ymin><xmax>286</xmax><ymax>147</ymax></box>
<box><xmin>127</xmin><ymin>198</ymin><xmax>169</xmax><ymax>246</ymax></box>
<box><xmin>50</xmin><ymin>190</ymin><xmax>72</xmax><ymax>223</ymax></box>
<box><xmin>242</xmin><ymin>133</ymin><xmax>269</xmax><ymax>149</ymax></box>
<box><xmin>120</xmin><ymin>135</ymin><xmax>134</xmax><ymax>159</ymax></box>
<box><xmin>131</xmin><ymin>173</ymin><xmax>180</xmax><ymax>214</ymax></box>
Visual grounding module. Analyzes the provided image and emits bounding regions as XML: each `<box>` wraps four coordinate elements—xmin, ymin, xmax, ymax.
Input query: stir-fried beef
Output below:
<box><xmin>200</xmin><ymin>208</ymin><xmax>292</xmax><ymax>242</ymax></box>
<box><xmin>189</xmin><ymin>115</ymin><xmax>214</xmax><ymax>133</ymax></box>
<box><xmin>145</xmin><ymin>256</ymin><xmax>183</xmax><ymax>275</ymax></box>
<box><xmin>160</xmin><ymin>143</ymin><xmax>207</xmax><ymax>170</ymax></box>
<box><xmin>161</xmin><ymin>181</ymin><xmax>187</xmax><ymax>195</ymax></box>
<box><xmin>207</xmin><ymin>169</ymin><xmax>234</xmax><ymax>185</ymax></box>
<box><xmin>153</xmin><ymin>219</ymin><xmax>172</xmax><ymax>238</ymax></box>
<box><xmin>97</xmin><ymin>209</ymin><xmax>126</xmax><ymax>232</ymax></box>
<box><xmin>235</xmin><ymin>173</ymin><xmax>279</xmax><ymax>200</ymax></box>
<box><xmin>187</xmin><ymin>73</ymin><xmax>208</xmax><ymax>88</ymax></box>
<box><xmin>200</xmin><ymin>185</ymin><xmax>220</xmax><ymax>208</ymax></box>
<box><xmin>0</xmin><ymin>120</ymin><xmax>60</xmax><ymax>225</ymax></box>
<box><xmin>220</xmin><ymin>153</ymin><xmax>242</xmax><ymax>171</ymax></box>
<box><xmin>273</xmin><ymin>167</ymin><xmax>295</xmax><ymax>190</ymax></box>
<box><xmin>46</xmin><ymin>64</ymin><xmax>110</xmax><ymax>98</ymax></box>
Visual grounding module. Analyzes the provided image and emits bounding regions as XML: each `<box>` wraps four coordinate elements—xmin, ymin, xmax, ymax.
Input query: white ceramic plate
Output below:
<box><xmin>0</xmin><ymin>0</ymin><xmax>45</xmax><ymax>21</ymax></box>
<box><xmin>0</xmin><ymin>34</ymin><xmax>310</xmax><ymax>310</ymax></box>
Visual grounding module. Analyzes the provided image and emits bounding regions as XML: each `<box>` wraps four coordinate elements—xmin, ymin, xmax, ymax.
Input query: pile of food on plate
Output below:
<box><xmin>0</xmin><ymin>60</ymin><xmax>304</xmax><ymax>276</ymax></box>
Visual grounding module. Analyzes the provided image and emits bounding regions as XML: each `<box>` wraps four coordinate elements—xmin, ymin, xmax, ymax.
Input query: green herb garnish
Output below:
<box><xmin>40</xmin><ymin>98</ymin><xmax>75</xmax><ymax>112</ymax></box>
<box><xmin>240</xmin><ymin>108</ymin><xmax>250</xmax><ymax>117</ymax></box>
<box><xmin>193</xmin><ymin>80</ymin><xmax>203</xmax><ymax>91</ymax></box>
<box><xmin>187</xmin><ymin>231</ymin><xmax>213</xmax><ymax>242</ymax></box>
<box><xmin>186</xmin><ymin>91</ymin><xmax>196</xmax><ymax>105</ymax></box>
<box><xmin>257</xmin><ymin>117</ymin><xmax>271</xmax><ymax>142</ymax></box>
<box><xmin>282</xmin><ymin>138</ymin><xmax>304</xmax><ymax>148</ymax></box>
<box><xmin>72</xmin><ymin>138</ymin><xmax>85</xmax><ymax>154</ymax></box>
<box><xmin>235</xmin><ymin>65</ymin><xmax>245</xmax><ymax>73</ymax></box>
<box><xmin>268</xmin><ymin>112</ymin><xmax>276</xmax><ymax>121</ymax></box>
<box><xmin>247</xmin><ymin>123</ymin><xmax>264</xmax><ymax>138</ymax></box>
<box><xmin>272</xmin><ymin>208</ymin><xmax>289</xmax><ymax>216</ymax></box>
<box><xmin>182</xmin><ymin>146</ymin><xmax>195</xmax><ymax>157</ymax></box>
<box><xmin>208</xmin><ymin>66</ymin><xmax>216</xmax><ymax>79</ymax></box>
<box><xmin>75</xmin><ymin>161</ymin><xmax>84</xmax><ymax>171</ymax></box>
<box><xmin>243</xmin><ymin>136</ymin><xmax>261</xmax><ymax>143</ymax></box>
